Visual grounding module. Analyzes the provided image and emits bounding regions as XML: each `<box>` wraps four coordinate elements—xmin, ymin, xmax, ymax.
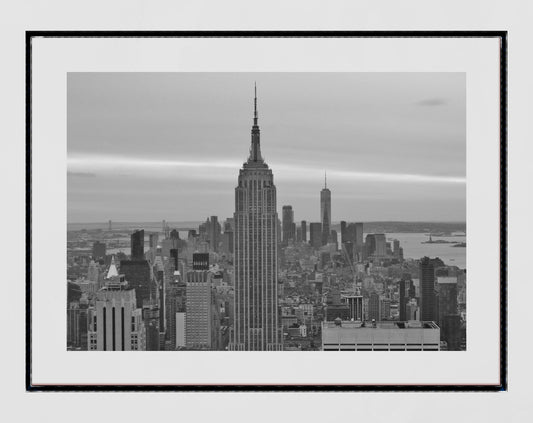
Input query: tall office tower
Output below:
<box><xmin>290</xmin><ymin>222</ymin><xmax>296</xmax><ymax>244</ymax></box>
<box><xmin>223</xmin><ymin>218</ymin><xmax>234</xmax><ymax>254</ymax></box>
<box><xmin>343</xmin><ymin>295</ymin><xmax>363</xmax><ymax>321</ymax></box>
<box><xmin>367</xmin><ymin>292</ymin><xmax>380</xmax><ymax>321</ymax></box>
<box><xmin>296</xmin><ymin>227</ymin><xmax>302</xmax><ymax>243</ymax></box>
<box><xmin>340</xmin><ymin>221</ymin><xmax>347</xmax><ymax>244</ymax></box>
<box><xmin>365</xmin><ymin>234</ymin><xmax>376</xmax><ymax>257</ymax></box>
<box><xmin>320</xmin><ymin>172</ymin><xmax>331</xmax><ymax>246</ymax></box>
<box><xmin>309</xmin><ymin>222</ymin><xmax>322</xmax><ymax>248</ymax></box>
<box><xmin>380</xmin><ymin>297</ymin><xmax>391</xmax><ymax>320</ymax></box>
<box><xmin>301</xmin><ymin>220</ymin><xmax>307</xmax><ymax>243</ymax></box>
<box><xmin>375</xmin><ymin>234</ymin><xmax>386</xmax><ymax>256</ymax></box>
<box><xmin>393</xmin><ymin>239</ymin><xmax>401</xmax><ymax>257</ymax></box>
<box><xmin>437</xmin><ymin>276</ymin><xmax>460</xmax><ymax>349</ymax></box>
<box><xmin>354</xmin><ymin>222</ymin><xmax>364</xmax><ymax>254</ymax></box>
<box><xmin>165</xmin><ymin>250</ymin><xmax>186</xmax><ymax>350</ymax></box>
<box><xmin>67</xmin><ymin>296</ymin><xmax>90</xmax><ymax>350</ymax></box>
<box><xmin>120</xmin><ymin>253</ymin><xmax>151</xmax><ymax>309</ymax></box>
<box><xmin>208</xmin><ymin>216</ymin><xmax>221</xmax><ymax>252</ymax></box>
<box><xmin>92</xmin><ymin>241</ymin><xmax>106</xmax><ymax>261</ymax></box>
<box><xmin>282</xmin><ymin>205</ymin><xmax>295</xmax><ymax>246</ymax></box>
<box><xmin>437</xmin><ymin>276</ymin><xmax>458</xmax><ymax>322</ymax></box>
<box><xmin>162</xmin><ymin>220</ymin><xmax>169</xmax><ymax>238</ymax></box>
<box><xmin>185</xmin><ymin>253</ymin><xmax>212</xmax><ymax>349</ymax></box>
<box><xmin>231</xmin><ymin>85</ymin><xmax>282</xmax><ymax>351</ymax></box>
<box><xmin>131</xmin><ymin>229</ymin><xmax>145</xmax><ymax>260</ymax></box>
<box><xmin>365</xmin><ymin>233</ymin><xmax>387</xmax><ymax>258</ymax></box>
<box><xmin>152</xmin><ymin>247</ymin><xmax>166</xmax><ymax>338</ymax></box>
<box><xmin>419</xmin><ymin>257</ymin><xmax>438</xmax><ymax>322</ymax></box>
<box><xmin>399</xmin><ymin>278</ymin><xmax>408</xmax><ymax>321</ymax></box>
<box><xmin>108</xmin><ymin>220</ymin><xmax>112</xmax><ymax>231</ymax></box>
<box><xmin>143</xmin><ymin>303</ymin><xmax>161</xmax><ymax>351</ymax></box>
<box><xmin>91</xmin><ymin>268</ymin><xmax>146</xmax><ymax>351</ymax></box>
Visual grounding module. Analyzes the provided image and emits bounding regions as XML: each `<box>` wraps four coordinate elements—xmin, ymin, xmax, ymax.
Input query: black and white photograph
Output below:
<box><xmin>66</xmin><ymin>72</ymin><xmax>467</xmax><ymax>353</ymax></box>
<box><xmin>7</xmin><ymin>0</ymin><xmax>533</xmax><ymax>419</ymax></box>
<box><xmin>26</xmin><ymin>31</ymin><xmax>508</xmax><ymax>391</ymax></box>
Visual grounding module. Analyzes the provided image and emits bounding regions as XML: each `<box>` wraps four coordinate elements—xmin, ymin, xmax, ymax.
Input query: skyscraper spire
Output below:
<box><xmin>325</xmin><ymin>171</ymin><xmax>327</xmax><ymax>189</ymax></box>
<box><xmin>254</xmin><ymin>82</ymin><xmax>258</xmax><ymax>126</ymax></box>
<box><xmin>248</xmin><ymin>83</ymin><xmax>263</xmax><ymax>164</ymax></box>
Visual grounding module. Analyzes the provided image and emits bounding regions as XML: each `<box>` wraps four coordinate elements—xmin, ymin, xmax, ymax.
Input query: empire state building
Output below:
<box><xmin>230</xmin><ymin>86</ymin><xmax>282</xmax><ymax>351</ymax></box>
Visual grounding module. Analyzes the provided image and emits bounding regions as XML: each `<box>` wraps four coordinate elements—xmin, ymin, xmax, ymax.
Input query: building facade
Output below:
<box><xmin>309</xmin><ymin>222</ymin><xmax>322</xmax><ymax>249</ymax></box>
<box><xmin>90</xmin><ymin>271</ymin><xmax>146</xmax><ymax>351</ymax></box>
<box><xmin>419</xmin><ymin>256</ymin><xmax>437</xmax><ymax>321</ymax></box>
<box><xmin>322</xmin><ymin>320</ymin><xmax>440</xmax><ymax>351</ymax></box>
<box><xmin>282</xmin><ymin>205</ymin><xmax>295</xmax><ymax>246</ymax></box>
<box><xmin>230</xmin><ymin>86</ymin><xmax>282</xmax><ymax>351</ymax></box>
<box><xmin>320</xmin><ymin>174</ymin><xmax>331</xmax><ymax>246</ymax></box>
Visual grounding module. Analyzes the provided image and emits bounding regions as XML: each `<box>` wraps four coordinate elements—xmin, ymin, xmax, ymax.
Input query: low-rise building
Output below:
<box><xmin>321</xmin><ymin>319</ymin><xmax>440</xmax><ymax>351</ymax></box>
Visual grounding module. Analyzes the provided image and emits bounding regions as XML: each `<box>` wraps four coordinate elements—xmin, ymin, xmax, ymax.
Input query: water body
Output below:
<box><xmin>386</xmin><ymin>232</ymin><xmax>466</xmax><ymax>269</ymax></box>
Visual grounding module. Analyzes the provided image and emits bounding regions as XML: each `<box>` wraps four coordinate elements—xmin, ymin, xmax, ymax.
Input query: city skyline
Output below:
<box><xmin>68</xmin><ymin>72</ymin><xmax>466</xmax><ymax>223</ymax></box>
<box><xmin>67</xmin><ymin>82</ymin><xmax>467</xmax><ymax>353</ymax></box>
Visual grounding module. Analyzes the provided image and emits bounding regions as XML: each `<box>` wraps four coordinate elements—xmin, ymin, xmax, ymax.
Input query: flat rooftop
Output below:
<box><xmin>322</xmin><ymin>320</ymin><xmax>439</xmax><ymax>330</ymax></box>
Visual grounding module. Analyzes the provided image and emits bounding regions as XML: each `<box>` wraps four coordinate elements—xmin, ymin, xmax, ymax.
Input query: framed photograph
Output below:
<box><xmin>27</xmin><ymin>31</ymin><xmax>506</xmax><ymax>391</ymax></box>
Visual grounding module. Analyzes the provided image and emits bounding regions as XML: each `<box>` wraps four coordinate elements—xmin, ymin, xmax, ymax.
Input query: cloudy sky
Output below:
<box><xmin>67</xmin><ymin>72</ymin><xmax>465</xmax><ymax>223</ymax></box>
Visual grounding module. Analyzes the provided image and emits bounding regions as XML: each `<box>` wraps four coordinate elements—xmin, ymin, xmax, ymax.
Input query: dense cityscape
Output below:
<box><xmin>67</xmin><ymin>88</ymin><xmax>466</xmax><ymax>352</ymax></box>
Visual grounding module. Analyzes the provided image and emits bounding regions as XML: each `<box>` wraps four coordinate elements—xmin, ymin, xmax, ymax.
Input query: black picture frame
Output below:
<box><xmin>26</xmin><ymin>30</ymin><xmax>507</xmax><ymax>392</ymax></box>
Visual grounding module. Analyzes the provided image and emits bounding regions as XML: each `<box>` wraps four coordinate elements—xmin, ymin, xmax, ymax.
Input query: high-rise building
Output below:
<box><xmin>176</xmin><ymin>312</ymin><xmax>186</xmax><ymax>348</ymax></box>
<box><xmin>90</xmin><ymin>267</ymin><xmax>146</xmax><ymax>351</ymax></box>
<box><xmin>282</xmin><ymin>205</ymin><xmax>295</xmax><ymax>245</ymax></box>
<box><xmin>380</xmin><ymin>298</ymin><xmax>391</xmax><ymax>320</ymax></box>
<box><xmin>365</xmin><ymin>233</ymin><xmax>387</xmax><ymax>258</ymax></box>
<box><xmin>309</xmin><ymin>222</ymin><xmax>322</xmax><ymax>249</ymax></box>
<box><xmin>222</xmin><ymin>218</ymin><xmax>234</xmax><ymax>254</ymax></box>
<box><xmin>185</xmin><ymin>262</ymin><xmax>212</xmax><ymax>349</ymax></box>
<box><xmin>354</xmin><ymin>223</ymin><xmax>364</xmax><ymax>259</ymax></box>
<box><xmin>131</xmin><ymin>229</ymin><xmax>145</xmax><ymax>260</ymax></box>
<box><xmin>143</xmin><ymin>302</ymin><xmax>161</xmax><ymax>351</ymax></box>
<box><xmin>120</xmin><ymin>259</ymin><xmax>151</xmax><ymax>309</ymax></box>
<box><xmin>368</xmin><ymin>292</ymin><xmax>380</xmax><ymax>321</ymax></box>
<box><xmin>437</xmin><ymin>276</ymin><xmax>458</xmax><ymax>320</ymax></box>
<box><xmin>208</xmin><ymin>216</ymin><xmax>221</xmax><ymax>252</ymax></box>
<box><xmin>92</xmin><ymin>241</ymin><xmax>106</xmax><ymax>261</ymax></box>
<box><xmin>419</xmin><ymin>257</ymin><xmax>438</xmax><ymax>322</ymax></box>
<box><xmin>342</xmin><ymin>295</ymin><xmax>363</xmax><ymax>321</ymax></box>
<box><xmin>393</xmin><ymin>239</ymin><xmax>401</xmax><ymax>257</ymax></box>
<box><xmin>67</xmin><ymin>297</ymin><xmax>90</xmax><ymax>350</ymax></box>
<box><xmin>399</xmin><ymin>278</ymin><xmax>408</xmax><ymax>321</ymax></box>
<box><xmin>296</xmin><ymin>227</ymin><xmax>302</xmax><ymax>243</ymax></box>
<box><xmin>320</xmin><ymin>172</ymin><xmax>331</xmax><ymax>246</ymax></box>
<box><xmin>437</xmin><ymin>276</ymin><xmax>460</xmax><ymax>350</ymax></box>
<box><xmin>340</xmin><ymin>221</ymin><xmax>347</xmax><ymax>244</ymax></box>
<box><xmin>300</xmin><ymin>220</ymin><xmax>307</xmax><ymax>243</ymax></box>
<box><xmin>230</xmin><ymin>85</ymin><xmax>282</xmax><ymax>351</ymax></box>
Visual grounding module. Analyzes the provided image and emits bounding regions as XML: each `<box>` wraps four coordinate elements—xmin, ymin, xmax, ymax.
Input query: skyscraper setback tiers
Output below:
<box><xmin>230</xmin><ymin>86</ymin><xmax>282</xmax><ymax>351</ymax></box>
<box><xmin>66</xmin><ymin>85</ymin><xmax>466</xmax><ymax>352</ymax></box>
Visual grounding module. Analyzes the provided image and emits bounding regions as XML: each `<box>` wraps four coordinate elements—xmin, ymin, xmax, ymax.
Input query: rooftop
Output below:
<box><xmin>323</xmin><ymin>320</ymin><xmax>439</xmax><ymax>330</ymax></box>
